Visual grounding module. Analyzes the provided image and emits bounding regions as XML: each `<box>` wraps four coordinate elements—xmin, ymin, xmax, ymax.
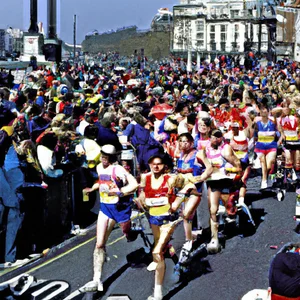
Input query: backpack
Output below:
<box><xmin>63</xmin><ymin>102</ymin><xmax>73</xmax><ymax>116</ymax></box>
<box><xmin>0</xmin><ymin>100</ymin><xmax>15</xmax><ymax>128</ymax></box>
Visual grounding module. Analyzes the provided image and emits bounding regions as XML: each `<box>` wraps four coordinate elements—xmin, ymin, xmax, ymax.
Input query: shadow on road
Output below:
<box><xmin>163</xmin><ymin>258</ymin><xmax>212</xmax><ymax>300</ymax></box>
<box><xmin>217</xmin><ymin>207</ymin><xmax>267</xmax><ymax>252</ymax></box>
<box><xmin>92</xmin><ymin>248</ymin><xmax>151</xmax><ymax>299</ymax></box>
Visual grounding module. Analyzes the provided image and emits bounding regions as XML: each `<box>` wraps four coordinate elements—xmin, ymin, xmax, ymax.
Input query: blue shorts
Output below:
<box><xmin>100</xmin><ymin>202</ymin><xmax>131</xmax><ymax>224</ymax></box>
<box><xmin>148</xmin><ymin>215</ymin><xmax>172</xmax><ymax>226</ymax></box>
<box><xmin>195</xmin><ymin>182</ymin><xmax>203</xmax><ymax>193</ymax></box>
<box><xmin>255</xmin><ymin>142</ymin><xmax>277</xmax><ymax>156</ymax></box>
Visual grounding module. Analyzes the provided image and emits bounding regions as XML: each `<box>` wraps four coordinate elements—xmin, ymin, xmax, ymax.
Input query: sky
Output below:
<box><xmin>0</xmin><ymin>0</ymin><xmax>179</xmax><ymax>44</ymax></box>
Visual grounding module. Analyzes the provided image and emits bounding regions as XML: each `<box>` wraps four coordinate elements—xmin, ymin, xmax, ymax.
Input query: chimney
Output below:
<box><xmin>28</xmin><ymin>0</ymin><xmax>38</xmax><ymax>33</ymax></box>
<box><xmin>48</xmin><ymin>0</ymin><xmax>57</xmax><ymax>39</ymax></box>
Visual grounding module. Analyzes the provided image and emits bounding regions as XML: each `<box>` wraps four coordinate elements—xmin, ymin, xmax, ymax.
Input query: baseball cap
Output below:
<box><xmin>211</xmin><ymin>129</ymin><xmax>223</xmax><ymax>138</ymax></box>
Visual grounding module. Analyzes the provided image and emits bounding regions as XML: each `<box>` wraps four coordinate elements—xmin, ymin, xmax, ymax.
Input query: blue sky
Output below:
<box><xmin>1</xmin><ymin>0</ymin><xmax>178</xmax><ymax>44</ymax></box>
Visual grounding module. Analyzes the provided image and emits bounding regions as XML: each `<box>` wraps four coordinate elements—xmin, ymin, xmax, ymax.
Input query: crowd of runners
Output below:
<box><xmin>1</xmin><ymin>52</ymin><xmax>300</xmax><ymax>299</ymax></box>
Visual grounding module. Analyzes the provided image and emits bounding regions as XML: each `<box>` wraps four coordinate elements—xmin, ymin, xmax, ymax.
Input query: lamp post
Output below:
<box><xmin>197</xmin><ymin>49</ymin><xmax>201</xmax><ymax>70</ymax></box>
<box><xmin>73</xmin><ymin>14</ymin><xmax>76</xmax><ymax>63</ymax></box>
<box><xmin>243</xmin><ymin>0</ymin><xmax>249</xmax><ymax>52</ymax></box>
<box><xmin>185</xmin><ymin>19</ymin><xmax>192</xmax><ymax>72</ymax></box>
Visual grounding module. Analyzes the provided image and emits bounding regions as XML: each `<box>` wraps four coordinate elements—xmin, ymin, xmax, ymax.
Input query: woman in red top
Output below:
<box><xmin>279</xmin><ymin>103</ymin><xmax>299</xmax><ymax>180</ymax></box>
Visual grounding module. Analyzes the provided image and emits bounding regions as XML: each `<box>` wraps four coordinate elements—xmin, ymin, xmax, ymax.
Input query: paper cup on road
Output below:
<box><xmin>82</xmin><ymin>190</ymin><xmax>89</xmax><ymax>202</ymax></box>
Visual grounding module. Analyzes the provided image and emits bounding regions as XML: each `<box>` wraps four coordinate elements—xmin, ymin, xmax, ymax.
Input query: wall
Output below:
<box><xmin>82</xmin><ymin>28</ymin><xmax>171</xmax><ymax>59</ymax></box>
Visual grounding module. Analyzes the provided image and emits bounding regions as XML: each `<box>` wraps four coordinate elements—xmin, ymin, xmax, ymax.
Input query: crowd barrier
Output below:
<box><xmin>0</xmin><ymin>166</ymin><xmax>98</xmax><ymax>263</ymax></box>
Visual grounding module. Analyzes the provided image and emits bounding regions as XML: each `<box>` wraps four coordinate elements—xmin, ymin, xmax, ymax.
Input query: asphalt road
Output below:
<box><xmin>1</xmin><ymin>178</ymin><xmax>298</xmax><ymax>300</ymax></box>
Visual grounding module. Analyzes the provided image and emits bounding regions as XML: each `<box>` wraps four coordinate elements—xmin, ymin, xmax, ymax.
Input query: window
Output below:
<box><xmin>196</xmin><ymin>20</ymin><xmax>204</xmax><ymax>32</ymax></box>
<box><xmin>221</xmin><ymin>42</ymin><xmax>226</xmax><ymax>51</ymax></box>
<box><xmin>221</xmin><ymin>25</ymin><xmax>227</xmax><ymax>32</ymax></box>
<box><xmin>220</xmin><ymin>24</ymin><xmax>227</xmax><ymax>42</ymax></box>
<box><xmin>196</xmin><ymin>20</ymin><xmax>205</xmax><ymax>48</ymax></box>
<box><xmin>261</xmin><ymin>33</ymin><xmax>268</xmax><ymax>42</ymax></box>
<box><xmin>221</xmin><ymin>33</ymin><xmax>226</xmax><ymax>42</ymax></box>
<box><xmin>231</xmin><ymin>10</ymin><xmax>239</xmax><ymax>18</ymax></box>
<box><xmin>234</xmin><ymin>24</ymin><xmax>239</xmax><ymax>41</ymax></box>
<box><xmin>262</xmin><ymin>25</ymin><xmax>268</xmax><ymax>41</ymax></box>
<box><xmin>197</xmin><ymin>32</ymin><xmax>204</xmax><ymax>39</ymax></box>
<box><xmin>210</xmin><ymin>25</ymin><xmax>215</xmax><ymax>42</ymax></box>
<box><xmin>210</xmin><ymin>42</ymin><xmax>216</xmax><ymax>50</ymax></box>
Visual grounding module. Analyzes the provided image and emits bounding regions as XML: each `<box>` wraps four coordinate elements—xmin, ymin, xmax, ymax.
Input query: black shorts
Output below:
<box><xmin>284</xmin><ymin>142</ymin><xmax>300</xmax><ymax>151</ymax></box>
<box><xmin>207</xmin><ymin>178</ymin><xmax>235</xmax><ymax>193</ymax></box>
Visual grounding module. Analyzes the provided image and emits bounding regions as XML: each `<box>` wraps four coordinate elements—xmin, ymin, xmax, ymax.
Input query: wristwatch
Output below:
<box><xmin>117</xmin><ymin>192</ymin><xmax>124</xmax><ymax>198</ymax></box>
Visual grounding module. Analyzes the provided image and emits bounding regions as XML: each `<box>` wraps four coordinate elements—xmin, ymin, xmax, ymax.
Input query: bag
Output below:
<box><xmin>262</xmin><ymin>87</ymin><xmax>269</xmax><ymax>95</ymax></box>
<box><xmin>63</xmin><ymin>102</ymin><xmax>73</xmax><ymax>116</ymax></box>
<box><xmin>0</xmin><ymin>100</ymin><xmax>15</xmax><ymax>128</ymax></box>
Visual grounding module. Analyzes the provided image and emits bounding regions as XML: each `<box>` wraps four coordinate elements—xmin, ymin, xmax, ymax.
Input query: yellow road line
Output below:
<box><xmin>107</xmin><ymin>235</ymin><xmax>125</xmax><ymax>246</ymax></box>
<box><xmin>27</xmin><ymin>212</ymin><xmax>144</xmax><ymax>273</ymax></box>
<box><xmin>0</xmin><ymin>212</ymin><xmax>145</xmax><ymax>276</ymax></box>
<box><xmin>27</xmin><ymin>236</ymin><xmax>97</xmax><ymax>273</ymax></box>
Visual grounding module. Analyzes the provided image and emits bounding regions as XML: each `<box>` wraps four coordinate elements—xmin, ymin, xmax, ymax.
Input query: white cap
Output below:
<box><xmin>101</xmin><ymin>144</ymin><xmax>117</xmax><ymax>155</ymax></box>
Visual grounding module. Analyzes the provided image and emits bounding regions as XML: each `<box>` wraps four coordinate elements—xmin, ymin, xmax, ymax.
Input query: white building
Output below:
<box><xmin>276</xmin><ymin>6</ymin><xmax>300</xmax><ymax>62</ymax></box>
<box><xmin>172</xmin><ymin>0</ymin><xmax>272</xmax><ymax>58</ymax></box>
<box><xmin>6</xmin><ymin>28</ymin><xmax>23</xmax><ymax>53</ymax></box>
<box><xmin>0</xmin><ymin>28</ymin><xmax>21</xmax><ymax>55</ymax></box>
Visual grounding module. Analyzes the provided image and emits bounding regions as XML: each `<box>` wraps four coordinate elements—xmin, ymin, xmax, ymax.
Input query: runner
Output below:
<box><xmin>224</xmin><ymin>110</ymin><xmax>251</xmax><ymax>205</ymax></box>
<box><xmin>194</xmin><ymin>113</ymin><xmax>213</xmax><ymax>150</ymax></box>
<box><xmin>206</xmin><ymin>129</ymin><xmax>242</xmax><ymax>253</ymax></box>
<box><xmin>278</xmin><ymin>102</ymin><xmax>299</xmax><ymax>181</ymax></box>
<box><xmin>254</xmin><ymin>105</ymin><xmax>283</xmax><ymax>189</ymax></box>
<box><xmin>173</xmin><ymin>132</ymin><xmax>213</xmax><ymax>243</ymax></box>
<box><xmin>81</xmin><ymin>144</ymin><xmax>138</xmax><ymax>292</ymax></box>
<box><xmin>135</xmin><ymin>154</ymin><xmax>180</xmax><ymax>300</ymax></box>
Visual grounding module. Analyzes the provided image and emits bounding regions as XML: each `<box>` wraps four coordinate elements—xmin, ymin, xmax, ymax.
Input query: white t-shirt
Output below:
<box><xmin>175</xmin><ymin>113</ymin><xmax>188</xmax><ymax>135</ymax></box>
<box><xmin>96</xmin><ymin>164</ymin><xmax>128</xmax><ymax>204</ymax></box>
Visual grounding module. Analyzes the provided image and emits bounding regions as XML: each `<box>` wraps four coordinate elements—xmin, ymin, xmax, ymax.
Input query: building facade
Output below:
<box><xmin>0</xmin><ymin>28</ymin><xmax>24</xmax><ymax>56</ymax></box>
<box><xmin>172</xmin><ymin>0</ymin><xmax>273</xmax><ymax>59</ymax></box>
<box><xmin>0</xmin><ymin>30</ymin><xmax>6</xmax><ymax>56</ymax></box>
<box><xmin>276</xmin><ymin>6</ymin><xmax>300</xmax><ymax>62</ymax></box>
<box><xmin>151</xmin><ymin>8</ymin><xmax>173</xmax><ymax>32</ymax></box>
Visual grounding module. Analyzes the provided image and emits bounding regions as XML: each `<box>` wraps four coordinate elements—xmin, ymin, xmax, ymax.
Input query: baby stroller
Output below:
<box><xmin>118</xmin><ymin>135</ymin><xmax>139</xmax><ymax>177</ymax></box>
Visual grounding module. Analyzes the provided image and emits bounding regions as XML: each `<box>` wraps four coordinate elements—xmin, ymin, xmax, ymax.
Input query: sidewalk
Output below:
<box><xmin>0</xmin><ymin>210</ymin><xmax>143</xmax><ymax>283</ymax></box>
<box><xmin>0</xmin><ymin>222</ymin><xmax>97</xmax><ymax>282</ymax></box>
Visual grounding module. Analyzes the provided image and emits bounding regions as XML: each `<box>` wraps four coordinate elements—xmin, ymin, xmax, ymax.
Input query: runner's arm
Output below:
<box><xmin>193</xmin><ymin>150</ymin><xmax>213</xmax><ymax>183</ymax></box>
<box><xmin>121</xmin><ymin>171</ymin><xmax>138</xmax><ymax>195</ymax></box>
<box><xmin>222</xmin><ymin>144</ymin><xmax>242</xmax><ymax>174</ymax></box>
<box><xmin>134</xmin><ymin>174</ymin><xmax>147</xmax><ymax>210</ymax></box>
<box><xmin>83</xmin><ymin>164</ymin><xmax>101</xmax><ymax>194</ymax></box>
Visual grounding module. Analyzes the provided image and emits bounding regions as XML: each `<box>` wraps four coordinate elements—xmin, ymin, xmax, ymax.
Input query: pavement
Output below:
<box><xmin>0</xmin><ymin>177</ymin><xmax>299</xmax><ymax>300</ymax></box>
